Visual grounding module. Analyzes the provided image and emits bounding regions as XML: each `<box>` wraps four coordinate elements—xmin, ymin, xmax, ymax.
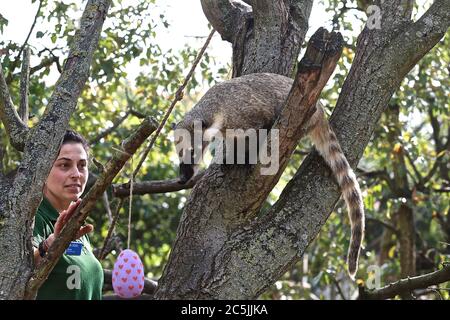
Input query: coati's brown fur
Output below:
<box><xmin>174</xmin><ymin>73</ymin><xmax>364</xmax><ymax>278</ymax></box>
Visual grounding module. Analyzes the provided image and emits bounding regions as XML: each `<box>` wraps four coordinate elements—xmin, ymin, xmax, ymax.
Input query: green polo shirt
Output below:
<box><xmin>33</xmin><ymin>198</ymin><xmax>104</xmax><ymax>300</ymax></box>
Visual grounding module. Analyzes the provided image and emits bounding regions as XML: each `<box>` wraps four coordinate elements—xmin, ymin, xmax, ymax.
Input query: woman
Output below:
<box><xmin>33</xmin><ymin>130</ymin><xmax>103</xmax><ymax>300</ymax></box>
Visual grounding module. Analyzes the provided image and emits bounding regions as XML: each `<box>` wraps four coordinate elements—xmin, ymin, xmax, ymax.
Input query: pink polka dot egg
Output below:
<box><xmin>112</xmin><ymin>249</ymin><xmax>145</xmax><ymax>298</ymax></box>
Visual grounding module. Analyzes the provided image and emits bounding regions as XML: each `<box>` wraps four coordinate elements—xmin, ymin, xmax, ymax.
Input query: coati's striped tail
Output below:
<box><xmin>307</xmin><ymin>106</ymin><xmax>365</xmax><ymax>279</ymax></box>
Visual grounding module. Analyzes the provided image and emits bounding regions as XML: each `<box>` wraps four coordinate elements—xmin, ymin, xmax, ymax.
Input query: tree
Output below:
<box><xmin>0</xmin><ymin>0</ymin><xmax>449</xmax><ymax>300</ymax></box>
<box><xmin>151</xmin><ymin>0</ymin><xmax>449</xmax><ymax>299</ymax></box>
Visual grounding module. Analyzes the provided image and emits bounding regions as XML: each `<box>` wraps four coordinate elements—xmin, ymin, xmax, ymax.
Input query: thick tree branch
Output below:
<box><xmin>25</xmin><ymin>117</ymin><xmax>157</xmax><ymax>299</ymax></box>
<box><xmin>393</xmin><ymin>0</ymin><xmax>450</xmax><ymax>77</ymax></box>
<box><xmin>19</xmin><ymin>47</ymin><xmax>31</xmax><ymax>123</ymax></box>
<box><xmin>289</xmin><ymin>0</ymin><xmax>314</xmax><ymax>31</ymax></box>
<box><xmin>201</xmin><ymin>0</ymin><xmax>312</xmax><ymax>77</ymax></box>
<box><xmin>358</xmin><ymin>263</ymin><xmax>450</xmax><ymax>300</ymax></box>
<box><xmin>200</xmin><ymin>0</ymin><xmax>251</xmax><ymax>42</ymax></box>
<box><xmin>0</xmin><ymin>64</ymin><xmax>29</xmax><ymax>151</ymax></box>
<box><xmin>112</xmin><ymin>171</ymin><xmax>206</xmax><ymax>197</ymax></box>
<box><xmin>235</xmin><ymin>0</ymin><xmax>313</xmax><ymax>76</ymax></box>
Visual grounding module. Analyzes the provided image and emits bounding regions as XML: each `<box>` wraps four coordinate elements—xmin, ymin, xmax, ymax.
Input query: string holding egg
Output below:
<box><xmin>112</xmin><ymin>249</ymin><xmax>145</xmax><ymax>298</ymax></box>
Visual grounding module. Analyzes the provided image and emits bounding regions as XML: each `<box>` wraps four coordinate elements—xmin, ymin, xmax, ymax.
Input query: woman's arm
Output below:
<box><xmin>33</xmin><ymin>200</ymin><xmax>92</xmax><ymax>265</ymax></box>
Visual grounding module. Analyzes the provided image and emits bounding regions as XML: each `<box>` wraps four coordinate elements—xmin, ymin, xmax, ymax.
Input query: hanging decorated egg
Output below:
<box><xmin>112</xmin><ymin>249</ymin><xmax>145</xmax><ymax>298</ymax></box>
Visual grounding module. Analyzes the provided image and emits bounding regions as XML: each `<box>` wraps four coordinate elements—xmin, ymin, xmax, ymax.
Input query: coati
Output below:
<box><xmin>173</xmin><ymin>72</ymin><xmax>365</xmax><ymax>279</ymax></box>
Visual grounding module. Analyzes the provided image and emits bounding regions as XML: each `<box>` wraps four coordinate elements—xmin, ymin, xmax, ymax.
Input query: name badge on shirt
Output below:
<box><xmin>66</xmin><ymin>242</ymin><xmax>83</xmax><ymax>256</ymax></box>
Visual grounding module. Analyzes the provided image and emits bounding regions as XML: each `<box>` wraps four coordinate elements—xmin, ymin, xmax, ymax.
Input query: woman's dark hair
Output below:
<box><xmin>62</xmin><ymin>130</ymin><xmax>89</xmax><ymax>154</ymax></box>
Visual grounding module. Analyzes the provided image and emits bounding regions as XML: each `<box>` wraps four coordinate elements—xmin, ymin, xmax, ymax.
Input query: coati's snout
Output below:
<box><xmin>179</xmin><ymin>163</ymin><xmax>195</xmax><ymax>184</ymax></box>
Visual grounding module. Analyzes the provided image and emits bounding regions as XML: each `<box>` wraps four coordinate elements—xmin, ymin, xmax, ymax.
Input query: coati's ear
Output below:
<box><xmin>170</xmin><ymin>122</ymin><xmax>177</xmax><ymax>130</ymax></box>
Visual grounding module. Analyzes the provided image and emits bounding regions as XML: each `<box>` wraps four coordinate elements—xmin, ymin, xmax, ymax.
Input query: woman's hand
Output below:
<box><xmin>46</xmin><ymin>199</ymin><xmax>94</xmax><ymax>247</ymax></box>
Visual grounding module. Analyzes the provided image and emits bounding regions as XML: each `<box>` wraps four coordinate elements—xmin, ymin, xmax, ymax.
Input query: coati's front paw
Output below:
<box><xmin>178</xmin><ymin>176</ymin><xmax>189</xmax><ymax>184</ymax></box>
<box><xmin>179</xmin><ymin>163</ymin><xmax>194</xmax><ymax>184</ymax></box>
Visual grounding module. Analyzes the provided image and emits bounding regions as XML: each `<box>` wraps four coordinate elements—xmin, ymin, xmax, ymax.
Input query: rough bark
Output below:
<box><xmin>359</xmin><ymin>263</ymin><xmax>450</xmax><ymax>300</ymax></box>
<box><xmin>0</xmin><ymin>0</ymin><xmax>111</xmax><ymax>300</ymax></box>
<box><xmin>155</xmin><ymin>0</ymin><xmax>449</xmax><ymax>299</ymax></box>
<box><xmin>103</xmin><ymin>269</ymin><xmax>158</xmax><ymax>295</ymax></box>
<box><xmin>201</xmin><ymin>0</ymin><xmax>313</xmax><ymax>77</ymax></box>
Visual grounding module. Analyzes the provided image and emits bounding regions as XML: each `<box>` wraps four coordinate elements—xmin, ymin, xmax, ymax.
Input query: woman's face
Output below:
<box><xmin>43</xmin><ymin>142</ymin><xmax>88</xmax><ymax>211</ymax></box>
